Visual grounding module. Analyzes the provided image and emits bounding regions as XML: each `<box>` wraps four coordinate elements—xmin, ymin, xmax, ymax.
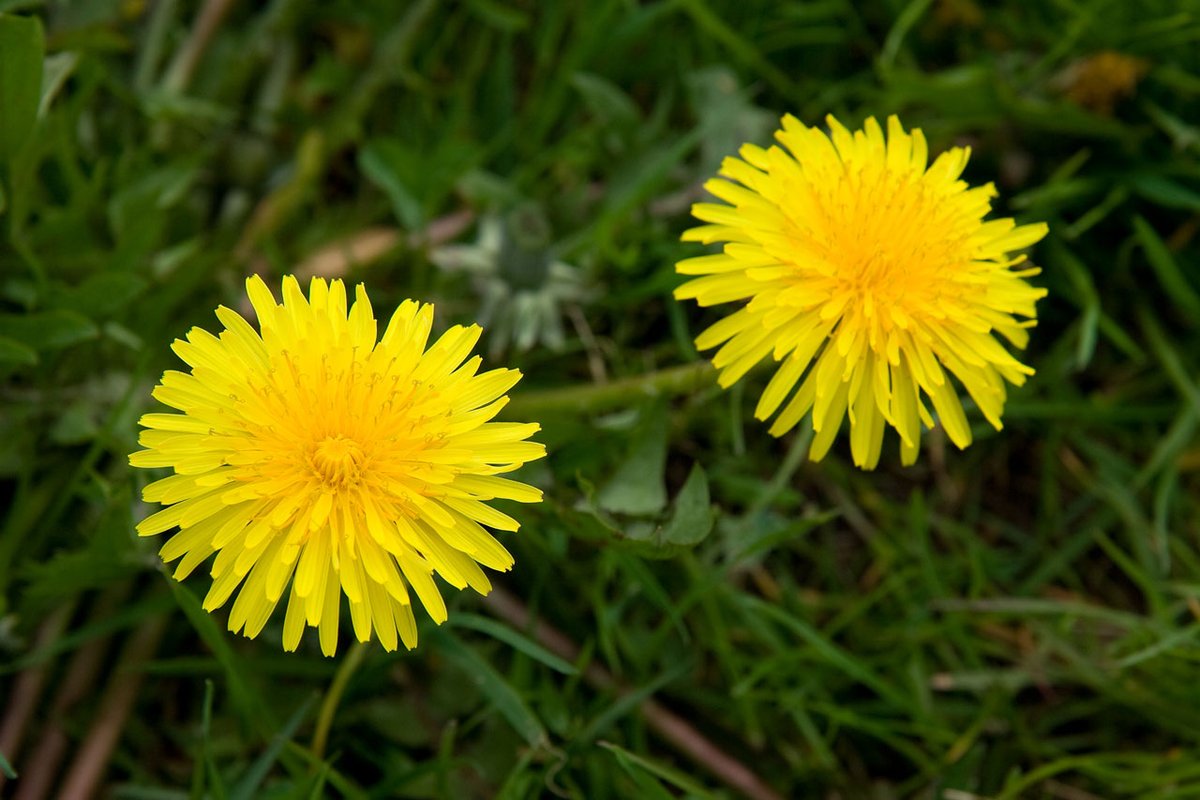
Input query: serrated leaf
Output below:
<box><xmin>609</xmin><ymin>464</ymin><xmax>715</xmax><ymax>559</ymax></box>
<box><xmin>655</xmin><ymin>463</ymin><xmax>713</xmax><ymax>546</ymax></box>
<box><xmin>597</xmin><ymin>403</ymin><xmax>668</xmax><ymax>515</ymax></box>
<box><xmin>0</xmin><ymin>309</ymin><xmax>98</xmax><ymax>351</ymax></box>
<box><xmin>21</xmin><ymin>486</ymin><xmax>142</xmax><ymax>602</ymax></box>
<box><xmin>0</xmin><ymin>12</ymin><xmax>44</xmax><ymax>163</ymax></box>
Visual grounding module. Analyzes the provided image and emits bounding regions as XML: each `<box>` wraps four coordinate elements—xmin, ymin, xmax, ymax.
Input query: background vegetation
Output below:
<box><xmin>3</xmin><ymin>0</ymin><xmax>1200</xmax><ymax>797</ymax></box>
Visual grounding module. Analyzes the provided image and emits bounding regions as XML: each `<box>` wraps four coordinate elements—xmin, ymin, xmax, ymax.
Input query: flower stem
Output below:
<box><xmin>310</xmin><ymin>641</ymin><xmax>368</xmax><ymax>763</ymax></box>
<box><xmin>505</xmin><ymin>361</ymin><xmax>717</xmax><ymax>418</ymax></box>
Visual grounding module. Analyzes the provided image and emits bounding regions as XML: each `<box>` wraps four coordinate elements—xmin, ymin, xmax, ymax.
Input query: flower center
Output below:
<box><xmin>310</xmin><ymin>436</ymin><xmax>365</xmax><ymax>488</ymax></box>
<box><xmin>811</xmin><ymin>172</ymin><xmax>970</xmax><ymax>330</ymax></box>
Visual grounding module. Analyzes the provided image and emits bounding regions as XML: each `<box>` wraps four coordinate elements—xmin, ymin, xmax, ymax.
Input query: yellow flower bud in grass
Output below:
<box><xmin>130</xmin><ymin>275</ymin><xmax>545</xmax><ymax>655</ymax></box>
<box><xmin>675</xmin><ymin>114</ymin><xmax>1048</xmax><ymax>469</ymax></box>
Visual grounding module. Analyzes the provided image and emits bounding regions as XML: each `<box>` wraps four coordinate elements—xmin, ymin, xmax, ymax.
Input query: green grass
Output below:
<box><xmin>3</xmin><ymin>0</ymin><xmax>1200</xmax><ymax>797</ymax></box>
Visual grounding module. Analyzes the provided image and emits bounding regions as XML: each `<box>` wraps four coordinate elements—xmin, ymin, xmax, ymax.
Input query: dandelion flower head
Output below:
<box><xmin>675</xmin><ymin>114</ymin><xmax>1048</xmax><ymax>468</ymax></box>
<box><xmin>130</xmin><ymin>275</ymin><xmax>545</xmax><ymax>655</ymax></box>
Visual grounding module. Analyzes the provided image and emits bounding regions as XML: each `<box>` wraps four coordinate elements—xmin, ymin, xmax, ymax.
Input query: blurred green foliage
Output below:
<box><xmin>2</xmin><ymin>0</ymin><xmax>1200</xmax><ymax>797</ymax></box>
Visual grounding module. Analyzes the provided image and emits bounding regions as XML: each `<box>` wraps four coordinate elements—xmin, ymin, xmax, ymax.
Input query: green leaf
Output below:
<box><xmin>616</xmin><ymin>463</ymin><xmax>715</xmax><ymax>558</ymax></box>
<box><xmin>0</xmin><ymin>747</ymin><xmax>15</xmax><ymax>779</ymax></box>
<box><xmin>49</xmin><ymin>399</ymin><xmax>99</xmax><ymax>444</ymax></box>
<box><xmin>0</xmin><ymin>12</ymin><xmax>44</xmax><ymax>164</ymax></box>
<box><xmin>1132</xmin><ymin>215</ymin><xmax>1200</xmax><ymax>318</ymax></box>
<box><xmin>447</xmin><ymin>613</ymin><xmax>578</xmax><ymax>675</ymax></box>
<box><xmin>597</xmin><ymin>403</ymin><xmax>668</xmax><ymax>515</ymax></box>
<box><xmin>0</xmin><ymin>333</ymin><xmax>35</xmax><ymax>365</ymax></box>
<box><xmin>359</xmin><ymin>140</ymin><xmax>426</xmax><ymax>230</ymax></box>
<box><xmin>599</xmin><ymin>741</ymin><xmax>717</xmax><ymax>798</ymax></box>
<box><xmin>465</xmin><ymin>0</ymin><xmax>530</xmax><ymax>31</ymax></box>
<box><xmin>38</xmin><ymin>50</ymin><xmax>77</xmax><ymax>117</ymax></box>
<box><xmin>648</xmin><ymin>463</ymin><xmax>713</xmax><ymax>547</ymax></box>
<box><xmin>21</xmin><ymin>486</ymin><xmax>141</xmax><ymax>602</ymax></box>
<box><xmin>430</xmin><ymin>627</ymin><xmax>549</xmax><ymax>749</ymax></box>
<box><xmin>48</xmin><ymin>273</ymin><xmax>148</xmax><ymax>318</ymax></box>
<box><xmin>6</xmin><ymin>593</ymin><xmax>176</xmax><ymax>673</ymax></box>
<box><xmin>571</xmin><ymin>72</ymin><xmax>641</xmax><ymax>131</ymax></box>
<box><xmin>107</xmin><ymin>161</ymin><xmax>203</xmax><ymax>249</ymax></box>
<box><xmin>0</xmin><ymin>309</ymin><xmax>99</xmax><ymax>351</ymax></box>
<box><xmin>739</xmin><ymin>594</ymin><xmax>912</xmax><ymax>711</ymax></box>
<box><xmin>190</xmin><ymin>680</ymin><xmax>226</xmax><ymax>800</ymax></box>
<box><xmin>166</xmin><ymin>579</ymin><xmax>275</xmax><ymax>737</ymax></box>
<box><xmin>1129</xmin><ymin>173</ymin><xmax>1200</xmax><ymax>213</ymax></box>
<box><xmin>228</xmin><ymin>694</ymin><xmax>314</xmax><ymax>800</ymax></box>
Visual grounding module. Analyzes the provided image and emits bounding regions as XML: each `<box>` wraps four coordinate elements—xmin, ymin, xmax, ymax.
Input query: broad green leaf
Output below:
<box><xmin>49</xmin><ymin>400</ymin><xmax>99</xmax><ymax>444</ymax></box>
<box><xmin>48</xmin><ymin>273</ymin><xmax>148</xmax><ymax>318</ymax></box>
<box><xmin>107</xmin><ymin>161</ymin><xmax>203</xmax><ymax>249</ymax></box>
<box><xmin>38</xmin><ymin>50</ymin><xmax>77</xmax><ymax>117</ymax></box>
<box><xmin>0</xmin><ymin>333</ymin><xmax>35</xmax><ymax>365</ymax></box>
<box><xmin>0</xmin><ymin>748</ymin><xmax>14</xmax><ymax>778</ymax></box>
<box><xmin>0</xmin><ymin>310</ymin><xmax>98</xmax><ymax>351</ymax></box>
<box><xmin>0</xmin><ymin>12</ymin><xmax>43</xmax><ymax>163</ymax></box>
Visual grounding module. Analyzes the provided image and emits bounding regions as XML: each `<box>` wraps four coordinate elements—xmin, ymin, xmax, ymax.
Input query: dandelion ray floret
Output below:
<box><xmin>675</xmin><ymin>114</ymin><xmax>1048</xmax><ymax>468</ymax></box>
<box><xmin>130</xmin><ymin>275</ymin><xmax>545</xmax><ymax>655</ymax></box>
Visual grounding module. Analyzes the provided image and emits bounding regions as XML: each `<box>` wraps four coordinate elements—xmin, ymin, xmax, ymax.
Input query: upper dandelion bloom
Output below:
<box><xmin>130</xmin><ymin>275</ymin><xmax>545</xmax><ymax>655</ymax></box>
<box><xmin>675</xmin><ymin>114</ymin><xmax>1048</xmax><ymax>468</ymax></box>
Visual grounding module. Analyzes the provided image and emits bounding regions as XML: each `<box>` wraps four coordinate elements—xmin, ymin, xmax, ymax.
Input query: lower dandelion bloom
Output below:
<box><xmin>675</xmin><ymin>114</ymin><xmax>1048</xmax><ymax>468</ymax></box>
<box><xmin>130</xmin><ymin>275</ymin><xmax>546</xmax><ymax>655</ymax></box>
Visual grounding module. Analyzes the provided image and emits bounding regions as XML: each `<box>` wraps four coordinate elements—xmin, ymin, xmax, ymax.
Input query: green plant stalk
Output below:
<box><xmin>309</xmin><ymin>641</ymin><xmax>368</xmax><ymax>764</ymax></box>
<box><xmin>504</xmin><ymin>361</ymin><xmax>716</xmax><ymax>418</ymax></box>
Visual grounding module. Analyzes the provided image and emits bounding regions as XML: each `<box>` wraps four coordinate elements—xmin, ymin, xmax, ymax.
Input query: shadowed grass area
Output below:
<box><xmin>2</xmin><ymin>0</ymin><xmax>1200</xmax><ymax>797</ymax></box>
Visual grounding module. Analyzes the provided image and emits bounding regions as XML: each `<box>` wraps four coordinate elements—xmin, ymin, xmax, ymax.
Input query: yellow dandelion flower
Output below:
<box><xmin>130</xmin><ymin>275</ymin><xmax>545</xmax><ymax>655</ymax></box>
<box><xmin>675</xmin><ymin>114</ymin><xmax>1048</xmax><ymax>469</ymax></box>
